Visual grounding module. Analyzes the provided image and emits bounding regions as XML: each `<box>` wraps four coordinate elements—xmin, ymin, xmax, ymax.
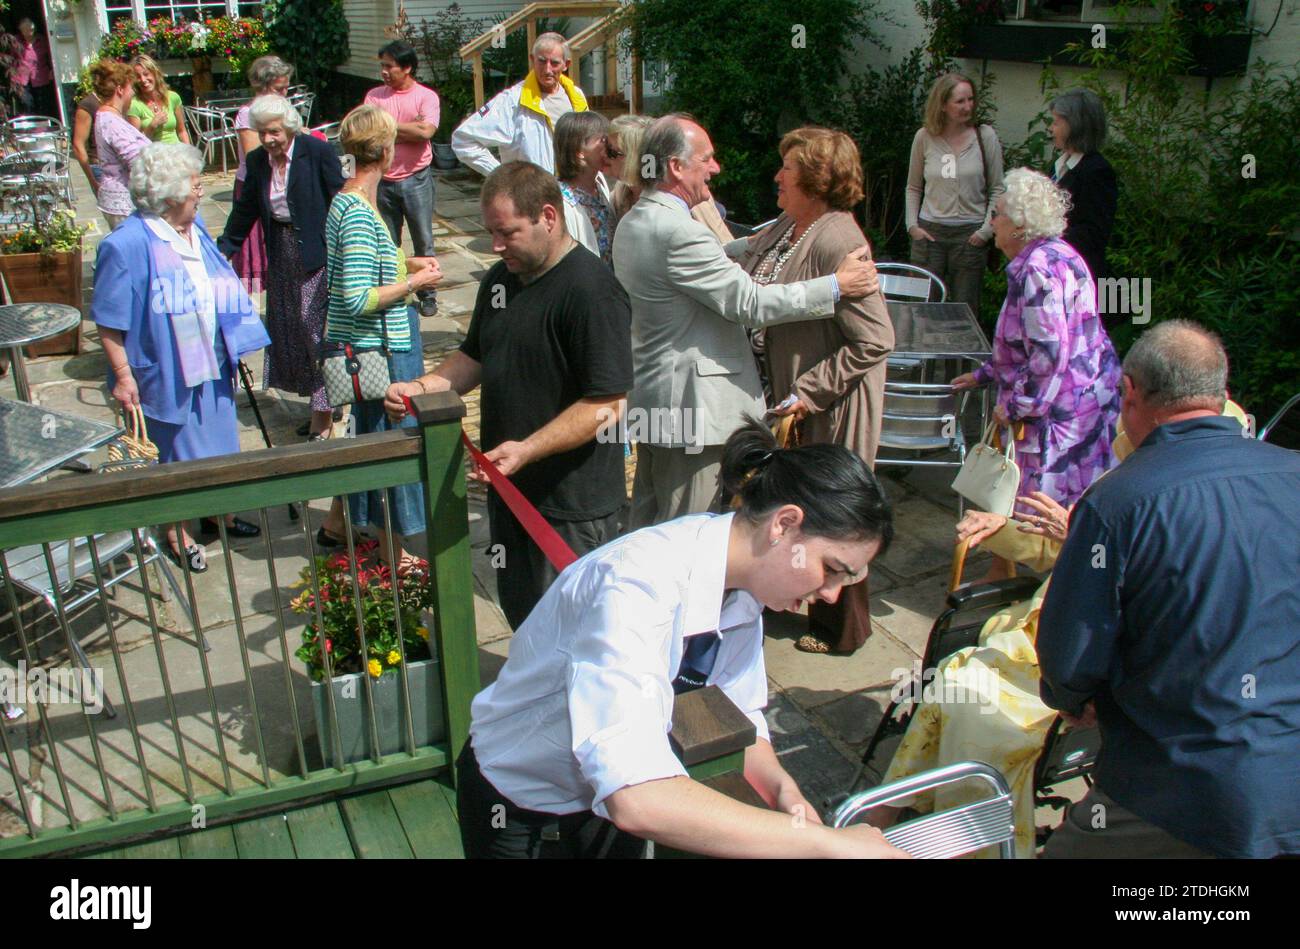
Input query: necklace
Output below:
<box><xmin>756</xmin><ymin>214</ymin><xmax>826</xmax><ymax>284</ymax></box>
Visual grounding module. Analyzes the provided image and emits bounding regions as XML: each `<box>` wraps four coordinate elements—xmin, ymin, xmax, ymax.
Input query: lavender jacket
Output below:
<box><xmin>974</xmin><ymin>237</ymin><xmax>1121</xmax><ymax>459</ymax></box>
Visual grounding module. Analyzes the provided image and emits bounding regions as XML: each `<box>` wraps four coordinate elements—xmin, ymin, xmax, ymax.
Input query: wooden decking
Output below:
<box><xmin>81</xmin><ymin>777</ymin><xmax>463</xmax><ymax>859</ymax></box>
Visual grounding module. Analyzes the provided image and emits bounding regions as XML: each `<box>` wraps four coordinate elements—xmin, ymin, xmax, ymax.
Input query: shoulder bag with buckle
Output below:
<box><xmin>951</xmin><ymin>421</ymin><xmax>1020</xmax><ymax>517</ymax></box>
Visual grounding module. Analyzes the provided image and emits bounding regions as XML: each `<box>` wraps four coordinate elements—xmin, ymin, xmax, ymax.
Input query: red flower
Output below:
<box><xmin>1202</xmin><ymin>1</ymin><xmax>1215</xmax><ymax>9</ymax></box>
<box><xmin>325</xmin><ymin>639</ymin><xmax>333</xmax><ymax>653</ymax></box>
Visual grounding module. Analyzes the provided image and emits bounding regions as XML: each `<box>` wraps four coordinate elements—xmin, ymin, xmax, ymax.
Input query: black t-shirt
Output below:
<box><xmin>461</xmin><ymin>245</ymin><xmax>633</xmax><ymax>519</ymax></box>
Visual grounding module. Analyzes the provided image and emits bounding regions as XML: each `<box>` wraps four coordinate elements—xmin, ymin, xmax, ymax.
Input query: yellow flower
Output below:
<box><xmin>386</xmin><ymin>650</ymin><xmax>401</xmax><ymax>666</ymax></box>
<box><xmin>416</xmin><ymin>626</ymin><xmax>429</xmax><ymax>641</ymax></box>
<box><xmin>367</xmin><ymin>659</ymin><xmax>382</xmax><ymax>678</ymax></box>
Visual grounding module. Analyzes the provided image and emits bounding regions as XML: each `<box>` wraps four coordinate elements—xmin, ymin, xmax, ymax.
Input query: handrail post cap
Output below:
<box><xmin>412</xmin><ymin>391</ymin><xmax>467</xmax><ymax>425</ymax></box>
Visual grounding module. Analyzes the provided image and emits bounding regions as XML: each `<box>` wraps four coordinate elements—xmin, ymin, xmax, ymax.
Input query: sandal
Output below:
<box><xmin>794</xmin><ymin>633</ymin><xmax>854</xmax><ymax>656</ymax></box>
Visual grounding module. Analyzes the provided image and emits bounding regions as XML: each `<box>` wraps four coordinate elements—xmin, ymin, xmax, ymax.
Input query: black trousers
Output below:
<box><xmin>487</xmin><ymin>493</ymin><xmax>620</xmax><ymax>630</ymax></box>
<box><xmin>456</xmin><ymin>743</ymin><xmax>647</xmax><ymax>859</ymax></box>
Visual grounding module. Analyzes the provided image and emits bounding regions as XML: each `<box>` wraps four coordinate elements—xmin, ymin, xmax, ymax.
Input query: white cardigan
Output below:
<box><xmin>561</xmin><ymin>173</ymin><xmax>612</xmax><ymax>258</ymax></box>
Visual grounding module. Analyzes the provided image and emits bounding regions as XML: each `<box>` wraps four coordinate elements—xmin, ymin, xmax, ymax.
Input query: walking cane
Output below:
<box><xmin>237</xmin><ymin>359</ymin><xmax>299</xmax><ymax>521</ymax></box>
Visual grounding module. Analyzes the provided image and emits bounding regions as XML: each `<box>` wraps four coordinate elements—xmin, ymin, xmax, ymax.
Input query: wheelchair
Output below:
<box><xmin>843</xmin><ymin>539</ymin><xmax>1100</xmax><ymax>846</ymax></box>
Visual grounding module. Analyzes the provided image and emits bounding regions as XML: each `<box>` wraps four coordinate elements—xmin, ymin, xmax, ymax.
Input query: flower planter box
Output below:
<box><xmin>311</xmin><ymin>656</ymin><xmax>445</xmax><ymax>768</ymax></box>
<box><xmin>0</xmin><ymin>247</ymin><xmax>83</xmax><ymax>357</ymax></box>
<box><xmin>958</xmin><ymin>24</ymin><xmax>1251</xmax><ymax>77</ymax></box>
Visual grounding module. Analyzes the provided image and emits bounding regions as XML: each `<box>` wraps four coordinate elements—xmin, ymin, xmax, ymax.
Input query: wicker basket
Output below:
<box><xmin>102</xmin><ymin>404</ymin><xmax>159</xmax><ymax>473</ymax></box>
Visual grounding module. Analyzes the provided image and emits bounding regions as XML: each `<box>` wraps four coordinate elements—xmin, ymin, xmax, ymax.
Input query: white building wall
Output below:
<box><xmin>861</xmin><ymin>0</ymin><xmax>1300</xmax><ymax>154</ymax></box>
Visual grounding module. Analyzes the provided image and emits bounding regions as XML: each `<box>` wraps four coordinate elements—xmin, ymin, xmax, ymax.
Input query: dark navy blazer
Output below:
<box><xmin>218</xmin><ymin>131</ymin><xmax>344</xmax><ymax>272</ymax></box>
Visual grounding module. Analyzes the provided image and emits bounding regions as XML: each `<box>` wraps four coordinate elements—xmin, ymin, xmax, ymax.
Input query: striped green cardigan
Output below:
<box><xmin>324</xmin><ymin>191</ymin><xmax>412</xmax><ymax>350</ymax></box>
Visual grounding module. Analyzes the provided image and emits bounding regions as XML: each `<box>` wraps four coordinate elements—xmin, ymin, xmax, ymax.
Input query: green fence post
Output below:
<box><xmin>412</xmin><ymin>391</ymin><xmax>479</xmax><ymax>783</ymax></box>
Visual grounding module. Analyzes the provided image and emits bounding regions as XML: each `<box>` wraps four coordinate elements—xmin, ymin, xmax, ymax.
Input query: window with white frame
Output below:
<box><xmin>142</xmin><ymin>2</ymin><xmax>227</xmax><ymax>21</ymax></box>
<box><xmin>99</xmin><ymin>0</ymin><xmax>266</xmax><ymax>30</ymax></box>
<box><xmin>1000</xmin><ymin>0</ymin><xmax>1163</xmax><ymax>23</ymax></box>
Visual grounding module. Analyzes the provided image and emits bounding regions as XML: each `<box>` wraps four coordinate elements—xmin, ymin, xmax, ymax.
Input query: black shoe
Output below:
<box><xmin>418</xmin><ymin>294</ymin><xmax>439</xmax><ymax>317</ymax></box>
<box><xmin>316</xmin><ymin>526</ymin><xmax>349</xmax><ymax>549</ymax></box>
<box><xmin>200</xmin><ymin>517</ymin><xmax>261</xmax><ymax>538</ymax></box>
<box><xmin>163</xmin><ymin>541</ymin><xmax>207</xmax><ymax>573</ymax></box>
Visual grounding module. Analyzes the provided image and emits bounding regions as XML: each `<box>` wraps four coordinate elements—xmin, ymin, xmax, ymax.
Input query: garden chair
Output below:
<box><xmin>1259</xmin><ymin>392</ymin><xmax>1300</xmax><ymax>451</ymax></box>
<box><xmin>290</xmin><ymin>91</ymin><xmax>316</xmax><ymax>127</ymax></box>
<box><xmin>184</xmin><ymin>105</ymin><xmax>238</xmax><ymax>174</ymax></box>
<box><xmin>877</xmin><ymin>261</ymin><xmax>947</xmax><ymax>304</ymax></box>
<box><xmin>2</xmin><ymin>528</ymin><xmax>196</xmax><ymax>719</ymax></box>
<box><xmin>829</xmin><ymin>760</ymin><xmax>1016</xmax><ymax>859</ymax></box>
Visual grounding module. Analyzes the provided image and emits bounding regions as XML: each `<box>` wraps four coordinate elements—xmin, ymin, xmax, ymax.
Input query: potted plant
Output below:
<box><xmin>291</xmin><ymin>539</ymin><xmax>443</xmax><ymax>766</ymax></box>
<box><xmin>0</xmin><ymin>125</ymin><xmax>93</xmax><ymax>356</ymax></box>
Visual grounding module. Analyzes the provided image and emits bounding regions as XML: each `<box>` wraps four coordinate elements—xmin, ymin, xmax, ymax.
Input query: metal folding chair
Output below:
<box><xmin>877</xmin><ymin>261</ymin><xmax>948</xmax><ymax>304</ymax></box>
<box><xmin>184</xmin><ymin>105</ymin><xmax>238</xmax><ymax>174</ymax></box>
<box><xmin>1259</xmin><ymin>392</ymin><xmax>1300</xmax><ymax>450</ymax></box>
<box><xmin>289</xmin><ymin>91</ymin><xmax>316</xmax><ymax>126</ymax></box>
<box><xmin>2</xmin><ymin>530</ymin><xmax>196</xmax><ymax>718</ymax></box>
<box><xmin>830</xmin><ymin>761</ymin><xmax>1016</xmax><ymax>859</ymax></box>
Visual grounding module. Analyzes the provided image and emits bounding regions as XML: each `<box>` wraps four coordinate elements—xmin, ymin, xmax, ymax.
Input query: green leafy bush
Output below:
<box><xmin>1041</xmin><ymin>6</ymin><xmax>1300</xmax><ymax>419</ymax></box>
<box><xmin>398</xmin><ymin>3</ymin><xmax>482</xmax><ymax>143</ymax></box>
<box><xmin>264</xmin><ymin>0</ymin><xmax>350</xmax><ymax>100</ymax></box>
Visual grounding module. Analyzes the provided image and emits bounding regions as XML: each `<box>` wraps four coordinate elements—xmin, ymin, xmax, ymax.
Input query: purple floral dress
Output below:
<box><xmin>973</xmin><ymin>237</ymin><xmax>1121</xmax><ymax>508</ymax></box>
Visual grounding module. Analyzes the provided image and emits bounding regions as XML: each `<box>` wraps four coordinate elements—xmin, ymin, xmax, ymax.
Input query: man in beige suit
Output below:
<box><xmin>612</xmin><ymin>114</ymin><xmax>880</xmax><ymax>527</ymax></box>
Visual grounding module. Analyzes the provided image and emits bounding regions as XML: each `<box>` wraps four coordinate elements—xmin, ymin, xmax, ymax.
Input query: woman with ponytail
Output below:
<box><xmin>458</xmin><ymin>418</ymin><xmax>902</xmax><ymax>859</ymax></box>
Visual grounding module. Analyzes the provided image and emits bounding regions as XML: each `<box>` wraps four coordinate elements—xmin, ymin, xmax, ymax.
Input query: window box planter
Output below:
<box><xmin>958</xmin><ymin>23</ymin><xmax>1251</xmax><ymax>76</ymax></box>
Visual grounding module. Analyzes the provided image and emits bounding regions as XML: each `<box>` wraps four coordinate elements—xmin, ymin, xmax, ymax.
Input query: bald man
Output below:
<box><xmin>1037</xmin><ymin>320</ymin><xmax>1300</xmax><ymax>859</ymax></box>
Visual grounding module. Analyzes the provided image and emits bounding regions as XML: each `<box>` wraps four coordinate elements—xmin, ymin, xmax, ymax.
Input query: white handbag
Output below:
<box><xmin>952</xmin><ymin>422</ymin><xmax>1021</xmax><ymax>516</ymax></box>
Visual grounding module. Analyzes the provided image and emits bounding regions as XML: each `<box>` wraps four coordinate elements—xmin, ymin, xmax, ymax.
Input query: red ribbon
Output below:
<box><xmin>402</xmin><ymin>395</ymin><xmax>578</xmax><ymax>573</ymax></box>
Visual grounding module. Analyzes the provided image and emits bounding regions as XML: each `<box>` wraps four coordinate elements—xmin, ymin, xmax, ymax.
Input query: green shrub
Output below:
<box><xmin>264</xmin><ymin>0</ymin><xmax>350</xmax><ymax>100</ymax></box>
<box><xmin>620</xmin><ymin>0</ymin><xmax>889</xmax><ymax>223</ymax></box>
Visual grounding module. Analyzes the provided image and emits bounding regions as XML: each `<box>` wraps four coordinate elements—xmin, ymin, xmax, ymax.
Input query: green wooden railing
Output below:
<box><xmin>0</xmin><ymin>393</ymin><xmax>479</xmax><ymax>858</ymax></box>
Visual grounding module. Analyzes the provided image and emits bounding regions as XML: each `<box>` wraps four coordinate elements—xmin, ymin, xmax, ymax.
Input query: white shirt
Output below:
<box><xmin>144</xmin><ymin>213</ymin><xmax>217</xmax><ymax>347</ymax></box>
<box><xmin>470</xmin><ymin>512</ymin><xmax>771</xmax><ymax>818</ymax></box>
<box><xmin>1054</xmin><ymin>150</ymin><xmax>1083</xmax><ymax>181</ymax></box>
<box><xmin>268</xmin><ymin>137</ymin><xmax>295</xmax><ymax>223</ymax></box>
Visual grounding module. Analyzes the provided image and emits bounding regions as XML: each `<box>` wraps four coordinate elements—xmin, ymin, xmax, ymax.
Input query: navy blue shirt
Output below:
<box><xmin>1038</xmin><ymin>415</ymin><xmax>1300</xmax><ymax>858</ymax></box>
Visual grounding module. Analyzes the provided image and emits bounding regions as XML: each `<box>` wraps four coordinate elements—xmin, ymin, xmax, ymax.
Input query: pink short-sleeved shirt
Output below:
<box><xmin>364</xmin><ymin>83</ymin><xmax>440</xmax><ymax>180</ymax></box>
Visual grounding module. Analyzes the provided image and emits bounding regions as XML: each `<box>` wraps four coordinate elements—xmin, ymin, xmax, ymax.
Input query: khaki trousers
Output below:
<box><xmin>629</xmin><ymin>443</ymin><xmax>724</xmax><ymax>529</ymax></box>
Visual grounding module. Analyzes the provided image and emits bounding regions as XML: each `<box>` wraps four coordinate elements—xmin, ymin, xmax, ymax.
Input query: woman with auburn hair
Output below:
<box><xmin>733</xmin><ymin>126</ymin><xmax>895</xmax><ymax>655</ymax></box>
<box><xmin>906</xmin><ymin>72</ymin><xmax>1004</xmax><ymax>311</ymax></box>
<box><xmin>91</xmin><ymin>59</ymin><xmax>151</xmax><ymax>230</ymax></box>
<box><xmin>126</xmin><ymin>54</ymin><xmax>189</xmax><ymax>145</ymax></box>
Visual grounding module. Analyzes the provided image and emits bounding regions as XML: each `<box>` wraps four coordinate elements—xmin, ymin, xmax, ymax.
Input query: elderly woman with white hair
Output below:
<box><xmin>92</xmin><ymin>143</ymin><xmax>270</xmax><ymax>572</ymax></box>
<box><xmin>229</xmin><ymin>55</ymin><xmax>295</xmax><ymax>296</ymax></box>
<box><xmin>219</xmin><ymin>95</ymin><xmax>344</xmax><ymax>451</ymax></box>
<box><xmin>953</xmin><ymin>167</ymin><xmax>1121</xmax><ymax>517</ymax></box>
